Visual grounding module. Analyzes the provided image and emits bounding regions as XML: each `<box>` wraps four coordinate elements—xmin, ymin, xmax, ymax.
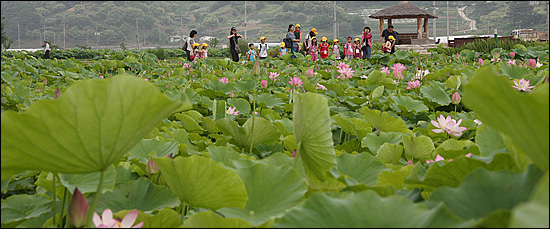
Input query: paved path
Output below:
<box><xmin>458</xmin><ymin>6</ymin><xmax>477</xmax><ymax>31</ymax></box>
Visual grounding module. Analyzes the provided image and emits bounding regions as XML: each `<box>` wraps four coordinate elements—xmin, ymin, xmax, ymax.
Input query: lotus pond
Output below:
<box><xmin>1</xmin><ymin>46</ymin><xmax>549</xmax><ymax>228</ymax></box>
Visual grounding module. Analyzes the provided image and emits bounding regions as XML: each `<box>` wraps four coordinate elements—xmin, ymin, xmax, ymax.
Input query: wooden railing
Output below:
<box><xmin>448</xmin><ymin>36</ymin><xmax>519</xmax><ymax>48</ymax></box>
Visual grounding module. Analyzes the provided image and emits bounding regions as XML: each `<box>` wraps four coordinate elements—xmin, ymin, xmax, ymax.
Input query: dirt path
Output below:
<box><xmin>458</xmin><ymin>6</ymin><xmax>477</xmax><ymax>31</ymax></box>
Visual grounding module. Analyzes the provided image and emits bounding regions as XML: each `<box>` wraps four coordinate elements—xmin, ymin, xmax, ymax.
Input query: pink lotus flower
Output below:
<box><xmin>54</xmin><ymin>87</ymin><xmax>61</xmax><ymax>99</ymax></box>
<box><xmin>269</xmin><ymin>72</ymin><xmax>279</xmax><ymax>81</ymax></box>
<box><xmin>306</xmin><ymin>69</ymin><xmax>314</xmax><ymax>77</ymax></box>
<box><xmin>426</xmin><ymin>155</ymin><xmax>445</xmax><ymax>164</ymax></box>
<box><xmin>68</xmin><ymin>188</ymin><xmax>90</xmax><ymax>228</ymax></box>
<box><xmin>474</xmin><ymin>119</ymin><xmax>482</xmax><ymax>125</ymax></box>
<box><xmin>451</xmin><ymin>92</ymin><xmax>461</xmax><ymax>104</ymax></box>
<box><xmin>146</xmin><ymin>158</ymin><xmax>159</xmax><ymax>175</ymax></box>
<box><xmin>406</xmin><ymin>80</ymin><xmax>422</xmax><ymax>90</ymax></box>
<box><xmin>465</xmin><ymin>153</ymin><xmax>473</xmax><ymax>157</ymax></box>
<box><xmin>166</xmin><ymin>84</ymin><xmax>170</xmax><ymax>89</ymax></box>
<box><xmin>430</xmin><ymin>114</ymin><xmax>468</xmax><ymax>137</ymax></box>
<box><xmin>43</xmin><ymin>78</ymin><xmax>48</xmax><ymax>85</ymax></box>
<box><xmin>219</xmin><ymin>77</ymin><xmax>229</xmax><ymax>83</ymax></box>
<box><xmin>526</xmin><ymin>59</ymin><xmax>537</xmax><ymax>67</ymax></box>
<box><xmin>316</xmin><ymin>83</ymin><xmax>328</xmax><ymax>90</ymax></box>
<box><xmin>380</xmin><ymin>67</ymin><xmax>390</xmax><ymax>74</ymax></box>
<box><xmin>261</xmin><ymin>80</ymin><xmax>268</xmax><ymax>88</ymax></box>
<box><xmin>100</xmin><ymin>75</ymin><xmax>104</xmax><ymax>79</ymax></box>
<box><xmin>287</xmin><ymin>65</ymin><xmax>291</xmax><ymax>68</ymax></box>
<box><xmin>229</xmin><ymin>90</ymin><xmax>235</xmax><ymax>98</ymax></box>
<box><xmin>183</xmin><ymin>63</ymin><xmax>190</xmax><ymax>68</ymax></box>
<box><xmin>337</xmin><ymin>62</ymin><xmax>348</xmax><ymax>69</ymax></box>
<box><xmin>292</xmin><ymin>149</ymin><xmax>301</xmax><ymax>158</ymax></box>
<box><xmin>507</xmin><ymin>59</ymin><xmax>516</xmax><ymax>66</ymax></box>
<box><xmin>336</xmin><ymin>65</ymin><xmax>355</xmax><ymax>79</ymax></box>
<box><xmin>510</xmin><ymin>52</ymin><xmax>515</xmax><ymax>58</ymax></box>
<box><xmin>391</xmin><ymin>63</ymin><xmax>407</xmax><ymax>72</ymax></box>
<box><xmin>93</xmin><ymin>209</ymin><xmax>143</xmax><ymax>228</ymax></box>
<box><xmin>393</xmin><ymin>80</ymin><xmax>400</xmax><ymax>85</ymax></box>
<box><xmin>512</xmin><ymin>78</ymin><xmax>535</xmax><ymax>92</ymax></box>
<box><xmin>407</xmin><ymin>159</ymin><xmax>413</xmax><ymax>165</ymax></box>
<box><xmin>144</xmin><ymin>78</ymin><xmax>149</xmax><ymax>81</ymax></box>
<box><xmin>226</xmin><ymin>106</ymin><xmax>240</xmax><ymax>116</ymax></box>
<box><xmin>288</xmin><ymin>77</ymin><xmax>304</xmax><ymax>87</ymax></box>
<box><xmin>436</xmin><ymin>62</ymin><xmax>440</xmax><ymax>65</ymax></box>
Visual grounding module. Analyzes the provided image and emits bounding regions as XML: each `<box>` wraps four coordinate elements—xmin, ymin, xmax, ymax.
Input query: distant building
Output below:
<box><xmin>169</xmin><ymin>35</ymin><xmax>188</xmax><ymax>43</ymax></box>
<box><xmin>199</xmin><ymin>36</ymin><xmax>217</xmax><ymax>42</ymax></box>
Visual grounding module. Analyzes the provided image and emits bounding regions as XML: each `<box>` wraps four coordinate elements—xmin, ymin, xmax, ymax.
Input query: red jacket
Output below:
<box><xmin>320</xmin><ymin>43</ymin><xmax>330</xmax><ymax>58</ymax></box>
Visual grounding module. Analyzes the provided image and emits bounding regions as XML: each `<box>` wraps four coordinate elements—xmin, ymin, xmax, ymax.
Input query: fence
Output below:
<box><xmin>448</xmin><ymin>36</ymin><xmax>519</xmax><ymax>48</ymax></box>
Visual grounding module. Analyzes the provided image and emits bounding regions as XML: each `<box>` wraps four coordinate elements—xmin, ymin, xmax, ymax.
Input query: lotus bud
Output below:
<box><xmin>146</xmin><ymin>158</ymin><xmax>159</xmax><ymax>175</ymax></box>
<box><xmin>306</xmin><ymin>69</ymin><xmax>314</xmax><ymax>77</ymax></box>
<box><xmin>68</xmin><ymin>188</ymin><xmax>90</xmax><ymax>228</ymax></box>
<box><xmin>230</xmin><ymin>90</ymin><xmax>235</xmax><ymax>98</ymax></box>
<box><xmin>252</xmin><ymin>60</ymin><xmax>260</xmax><ymax>76</ymax></box>
<box><xmin>168</xmin><ymin>153</ymin><xmax>173</xmax><ymax>159</ymax></box>
<box><xmin>100</xmin><ymin>75</ymin><xmax>104</xmax><ymax>79</ymax></box>
<box><xmin>54</xmin><ymin>87</ymin><xmax>61</xmax><ymax>99</ymax></box>
<box><xmin>451</xmin><ymin>92</ymin><xmax>461</xmax><ymax>105</ymax></box>
<box><xmin>407</xmin><ymin>159</ymin><xmax>413</xmax><ymax>165</ymax></box>
<box><xmin>446</xmin><ymin>71</ymin><xmax>450</xmax><ymax>78</ymax></box>
<box><xmin>166</xmin><ymin>84</ymin><xmax>170</xmax><ymax>89</ymax></box>
<box><xmin>43</xmin><ymin>78</ymin><xmax>47</xmax><ymax>85</ymax></box>
<box><xmin>260</xmin><ymin>80</ymin><xmax>268</xmax><ymax>88</ymax></box>
<box><xmin>478</xmin><ymin>58</ymin><xmax>484</xmax><ymax>66</ymax></box>
<box><xmin>375</xmin><ymin>128</ymin><xmax>381</xmax><ymax>136</ymax></box>
<box><xmin>527</xmin><ymin>59</ymin><xmax>537</xmax><ymax>68</ymax></box>
<box><xmin>510</xmin><ymin>52</ymin><xmax>515</xmax><ymax>58</ymax></box>
<box><xmin>292</xmin><ymin>149</ymin><xmax>300</xmax><ymax>158</ymax></box>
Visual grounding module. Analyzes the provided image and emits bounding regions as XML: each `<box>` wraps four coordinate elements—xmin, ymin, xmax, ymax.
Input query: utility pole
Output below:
<box><xmin>63</xmin><ymin>13</ymin><xmax>66</xmax><ymax>49</ymax></box>
<box><xmin>244</xmin><ymin>1</ymin><xmax>247</xmax><ymax>40</ymax></box>
<box><xmin>433</xmin><ymin>1</ymin><xmax>436</xmax><ymax>40</ymax></box>
<box><xmin>96</xmin><ymin>23</ymin><xmax>99</xmax><ymax>44</ymax></box>
<box><xmin>136</xmin><ymin>16</ymin><xmax>140</xmax><ymax>50</ymax></box>
<box><xmin>158</xmin><ymin>25</ymin><xmax>161</xmax><ymax>45</ymax></box>
<box><xmin>53</xmin><ymin>32</ymin><xmax>55</xmax><ymax>45</ymax></box>
<box><xmin>175</xmin><ymin>9</ymin><xmax>184</xmax><ymax>45</ymax></box>
<box><xmin>446</xmin><ymin>1</ymin><xmax>449</xmax><ymax>44</ymax></box>
<box><xmin>333</xmin><ymin>1</ymin><xmax>337</xmax><ymax>39</ymax></box>
<box><xmin>43</xmin><ymin>24</ymin><xmax>46</xmax><ymax>42</ymax></box>
<box><xmin>18</xmin><ymin>21</ymin><xmax>20</xmax><ymax>48</ymax></box>
<box><xmin>87</xmin><ymin>30</ymin><xmax>89</xmax><ymax>46</ymax></box>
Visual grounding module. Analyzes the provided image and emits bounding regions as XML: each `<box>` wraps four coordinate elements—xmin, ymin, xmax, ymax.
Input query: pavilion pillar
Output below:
<box><xmin>424</xmin><ymin>17</ymin><xmax>429</xmax><ymax>34</ymax></box>
<box><xmin>388</xmin><ymin>19</ymin><xmax>392</xmax><ymax>26</ymax></box>
<box><xmin>379</xmin><ymin>19</ymin><xmax>384</xmax><ymax>38</ymax></box>
<box><xmin>417</xmin><ymin>17</ymin><xmax>422</xmax><ymax>39</ymax></box>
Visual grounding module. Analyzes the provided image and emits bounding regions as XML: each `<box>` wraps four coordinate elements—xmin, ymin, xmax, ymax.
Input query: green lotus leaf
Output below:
<box><xmin>276</xmin><ymin>190</ymin><xmax>471</xmax><ymax>228</ymax></box>
<box><xmin>58</xmin><ymin>165</ymin><xmax>117</xmax><ymax>195</ymax></box>
<box><xmin>426</xmin><ymin>166</ymin><xmax>543</xmax><ymax>220</ymax></box>
<box><xmin>218</xmin><ymin>163</ymin><xmax>307</xmax><ymax>226</ymax></box>
<box><xmin>227</xmin><ymin>98</ymin><xmax>251</xmax><ymax>115</ymax></box>
<box><xmin>361</xmin><ymin>107</ymin><xmax>413</xmax><ymax>134</ymax></box>
<box><xmin>370</xmin><ymin>85</ymin><xmax>385</xmax><ymax>100</ymax></box>
<box><xmin>334</xmin><ymin>114</ymin><xmax>372</xmax><ymax>141</ymax></box>
<box><xmin>1</xmin><ymin>75</ymin><xmax>182</xmax><ymax>179</ymax></box>
<box><xmin>377</xmin><ymin>143</ymin><xmax>404</xmax><ymax>163</ymax></box>
<box><xmin>389</xmin><ymin>95</ymin><xmax>429</xmax><ymax>114</ymax></box>
<box><xmin>293</xmin><ymin>92</ymin><xmax>337</xmax><ymax>181</ymax></box>
<box><xmin>463</xmin><ymin>65</ymin><xmax>549</xmax><ymax>171</ymax></box>
<box><xmin>474</xmin><ymin>124</ymin><xmax>506</xmax><ymax>156</ymax></box>
<box><xmin>217</xmin><ymin>117</ymin><xmax>281</xmax><ymax>151</ymax></box>
<box><xmin>433</xmin><ymin>139</ymin><xmax>474</xmax><ymax>159</ymax></box>
<box><xmin>129</xmin><ymin>139</ymin><xmax>179</xmax><ymax>164</ymax></box>
<box><xmin>509</xmin><ymin>171</ymin><xmax>549</xmax><ymax>228</ymax></box>
<box><xmin>255</xmin><ymin>93</ymin><xmax>284</xmax><ymax>109</ymax></box>
<box><xmin>1</xmin><ymin>194</ymin><xmax>51</xmax><ymax>227</ymax></box>
<box><xmin>183</xmin><ymin>211</ymin><xmax>253</xmax><ymax>228</ymax></box>
<box><xmin>362</xmin><ymin>132</ymin><xmax>402</xmax><ymax>154</ymax></box>
<box><xmin>402</xmin><ymin>135</ymin><xmax>435</xmax><ymax>161</ymax></box>
<box><xmin>113</xmin><ymin>208</ymin><xmax>181</xmax><ymax>228</ymax></box>
<box><xmin>153</xmin><ymin>156</ymin><xmax>248</xmax><ymax>210</ymax></box>
<box><xmin>420</xmin><ymin>83</ymin><xmax>451</xmax><ymax>106</ymax></box>
<box><xmin>206</xmin><ymin>146</ymin><xmax>244</xmax><ymax>168</ymax></box>
<box><xmin>377</xmin><ymin>165</ymin><xmax>415</xmax><ymax>189</ymax></box>
<box><xmin>336</xmin><ymin>153</ymin><xmax>388</xmax><ymax>186</ymax></box>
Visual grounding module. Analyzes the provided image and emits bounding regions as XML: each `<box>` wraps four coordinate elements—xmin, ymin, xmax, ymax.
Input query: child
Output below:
<box><xmin>332</xmin><ymin>39</ymin><xmax>341</xmax><ymax>60</ymax></box>
<box><xmin>246</xmin><ymin>43</ymin><xmax>258</xmax><ymax>61</ymax></box>
<box><xmin>201</xmin><ymin>43</ymin><xmax>209</xmax><ymax>59</ymax></box>
<box><xmin>258</xmin><ymin>37</ymin><xmax>268</xmax><ymax>59</ymax></box>
<box><xmin>279</xmin><ymin>42</ymin><xmax>287</xmax><ymax>57</ymax></box>
<box><xmin>343</xmin><ymin>36</ymin><xmax>354</xmax><ymax>60</ymax></box>
<box><xmin>320</xmin><ymin>37</ymin><xmax>329</xmax><ymax>59</ymax></box>
<box><xmin>353</xmin><ymin>38</ymin><xmax>362</xmax><ymax>59</ymax></box>
<box><xmin>383</xmin><ymin>35</ymin><xmax>395</xmax><ymax>54</ymax></box>
<box><xmin>308</xmin><ymin>37</ymin><xmax>319</xmax><ymax>61</ymax></box>
<box><xmin>191</xmin><ymin>43</ymin><xmax>200</xmax><ymax>61</ymax></box>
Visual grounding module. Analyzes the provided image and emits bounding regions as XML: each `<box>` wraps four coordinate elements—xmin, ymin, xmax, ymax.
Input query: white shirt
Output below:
<box><xmin>259</xmin><ymin>43</ymin><xmax>268</xmax><ymax>57</ymax></box>
<box><xmin>45</xmin><ymin>43</ymin><xmax>50</xmax><ymax>51</ymax></box>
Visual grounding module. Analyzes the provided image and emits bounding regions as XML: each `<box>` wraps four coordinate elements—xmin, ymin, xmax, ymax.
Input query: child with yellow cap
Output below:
<box><xmin>332</xmin><ymin>39</ymin><xmax>341</xmax><ymax>60</ymax></box>
<box><xmin>320</xmin><ymin>37</ymin><xmax>330</xmax><ymax>59</ymax></box>
<box><xmin>201</xmin><ymin>43</ymin><xmax>209</xmax><ymax>59</ymax></box>
<box><xmin>191</xmin><ymin>43</ymin><xmax>200</xmax><ymax>61</ymax></box>
<box><xmin>383</xmin><ymin>35</ymin><xmax>396</xmax><ymax>54</ymax></box>
<box><xmin>308</xmin><ymin>37</ymin><xmax>319</xmax><ymax>61</ymax></box>
<box><xmin>279</xmin><ymin>42</ymin><xmax>288</xmax><ymax>58</ymax></box>
<box><xmin>303</xmin><ymin>28</ymin><xmax>318</xmax><ymax>54</ymax></box>
<box><xmin>258</xmin><ymin>37</ymin><xmax>269</xmax><ymax>59</ymax></box>
<box><xmin>353</xmin><ymin>38</ymin><xmax>362</xmax><ymax>59</ymax></box>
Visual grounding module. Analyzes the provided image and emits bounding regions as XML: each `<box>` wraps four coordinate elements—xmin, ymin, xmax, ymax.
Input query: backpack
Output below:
<box><xmin>182</xmin><ymin>38</ymin><xmax>189</xmax><ymax>51</ymax></box>
<box><xmin>283</xmin><ymin>37</ymin><xmax>292</xmax><ymax>49</ymax></box>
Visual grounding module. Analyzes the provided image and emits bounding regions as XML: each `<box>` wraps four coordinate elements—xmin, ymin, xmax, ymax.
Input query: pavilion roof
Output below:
<box><xmin>369</xmin><ymin>1</ymin><xmax>437</xmax><ymax>19</ymax></box>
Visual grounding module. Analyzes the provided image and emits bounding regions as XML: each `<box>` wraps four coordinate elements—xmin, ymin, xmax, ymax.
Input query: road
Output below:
<box><xmin>458</xmin><ymin>6</ymin><xmax>477</xmax><ymax>31</ymax></box>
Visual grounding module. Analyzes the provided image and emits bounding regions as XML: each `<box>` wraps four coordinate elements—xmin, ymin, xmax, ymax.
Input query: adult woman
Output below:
<box><xmin>227</xmin><ymin>27</ymin><xmax>243</xmax><ymax>62</ymax></box>
<box><xmin>185</xmin><ymin>30</ymin><xmax>198</xmax><ymax>61</ymax></box>
<box><xmin>286</xmin><ymin>24</ymin><xmax>300</xmax><ymax>58</ymax></box>
<box><xmin>361</xmin><ymin>26</ymin><xmax>372</xmax><ymax>60</ymax></box>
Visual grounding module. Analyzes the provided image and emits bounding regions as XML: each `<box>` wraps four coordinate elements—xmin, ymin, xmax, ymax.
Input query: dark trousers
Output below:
<box><xmin>259</xmin><ymin>56</ymin><xmax>267</xmax><ymax>59</ymax></box>
<box><xmin>44</xmin><ymin>50</ymin><xmax>50</xmax><ymax>59</ymax></box>
<box><xmin>230</xmin><ymin>48</ymin><xmax>239</xmax><ymax>62</ymax></box>
<box><xmin>186</xmin><ymin>50</ymin><xmax>191</xmax><ymax>61</ymax></box>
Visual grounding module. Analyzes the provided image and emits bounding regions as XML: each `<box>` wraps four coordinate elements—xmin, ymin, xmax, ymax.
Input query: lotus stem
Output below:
<box><xmin>52</xmin><ymin>173</ymin><xmax>57</xmax><ymax>226</ymax></box>
<box><xmin>58</xmin><ymin>187</ymin><xmax>67</xmax><ymax>228</ymax></box>
<box><xmin>86</xmin><ymin>168</ymin><xmax>107</xmax><ymax>228</ymax></box>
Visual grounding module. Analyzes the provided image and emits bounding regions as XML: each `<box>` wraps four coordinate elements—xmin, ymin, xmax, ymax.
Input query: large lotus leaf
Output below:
<box><xmin>499</xmin><ymin>63</ymin><xmax>530</xmax><ymax>80</ymax></box>
<box><xmin>218</xmin><ymin>163</ymin><xmax>307</xmax><ymax>226</ymax></box>
<box><xmin>153</xmin><ymin>156</ymin><xmax>248</xmax><ymax>210</ymax></box>
<box><xmin>445</xmin><ymin>75</ymin><xmax>461</xmax><ymax>89</ymax></box>
<box><xmin>217</xmin><ymin>117</ymin><xmax>281</xmax><ymax>151</ymax></box>
<box><xmin>58</xmin><ymin>165</ymin><xmax>117</xmax><ymax>195</ymax></box>
<box><xmin>377</xmin><ymin>143</ymin><xmax>404</xmax><ymax>163</ymax></box>
<box><xmin>293</xmin><ymin>92</ymin><xmax>337</xmax><ymax>181</ymax></box>
<box><xmin>336</xmin><ymin>153</ymin><xmax>388</xmax><ymax>186</ymax></box>
<box><xmin>509</xmin><ymin>171</ymin><xmax>549</xmax><ymax>228</ymax></box>
<box><xmin>113</xmin><ymin>208</ymin><xmax>180</xmax><ymax>228</ymax></box>
<box><xmin>475</xmin><ymin>124</ymin><xmax>506</xmax><ymax>156</ymax></box>
<box><xmin>183</xmin><ymin>211</ymin><xmax>253</xmax><ymax>228</ymax></box>
<box><xmin>389</xmin><ymin>95</ymin><xmax>429</xmax><ymax>114</ymax></box>
<box><xmin>95</xmin><ymin>177</ymin><xmax>180</xmax><ymax>214</ymax></box>
<box><xmin>206</xmin><ymin>146</ymin><xmax>244</xmax><ymax>168</ymax></box>
<box><xmin>227</xmin><ymin>98</ymin><xmax>251</xmax><ymax>115</ymax></box>
<box><xmin>433</xmin><ymin>139</ymin><xmax>475</xmax><ymax>159</ymax></box>
<box><xmin>129</xmin><ymin>139</ymin><xmax>179</xmax><ymax>164</ymax></box>
<box><xmin>426</xmin><ymin>166</ymin><xmax>543</xmax><ymax>220</ymax></box>
<box><xmin>1</xmin><ymin>75</ymin><xmax>182</xmax><ymax>179</ymax></box>
<box><xmin>370</xmin><ymin>85</ymin><xmax>385</xmax><ymax>100</ymax></box>
<box><xmin>361</xmin><ymin>132</ymin><xmax>402</xmax><ymax>154</ymax></box>
<box><xmin>366</xmin><ymin>70</ymin><xmax>386</xmax><ymax>85</ymax></box>
<box><xmin>1</xmin><ymin>194</ymin><xmax>51</xmax><ymax>227</ymax></box>
<box><xmin>255</xmin><ymin>93</ymin><xmax>284</xmax><ymax>109</ymax></box>
<box><xmin>405</xmin><ymin>153</ymin><xmax>520</xmax><ymax>193</ymax></box>
<box><xmin>361</xmin><ymin>107</ymin><xmax>413</xmax><ymax>134</ymax></box>
<box><xmin>260</xmin><ymin>153</ymin><xmax>306</xmax><ymax>178</ymax></box>
<box><xmin>402</xmin><ymin>135</ymin><xmax>435</xmax><ymax>161</ymax></box>
<box><xmin>334</xmin><ymin>114</ymin><xmax>372</xmax><ymax>141</ymax></box>
<box><xmin>420</xmin><ymin>83</ymin><xmax>451</xmax><ymax>106</ymax></box>
<box><xmin>175</xmin><ymin>113</ymin><xmax>203</xmax><ymax>133</ymax></box>
<box><xmin>462</xmin><ymin>65</ymin><xmax>549</xmax><ymax>171</ymax></box>
<box><xmin>394</xmin><ymin>50</ymin><xmax>409</xmax><ymax>60</ymax></box>
<box><xmin>377</xmin><ymin>165</ymin><xmax>415</xmax><ymax>189</ymax></box>
<box><xmin>275</xmin><ymin>190</ymin><xmax>470</xmax><ymax>228</ymax></box>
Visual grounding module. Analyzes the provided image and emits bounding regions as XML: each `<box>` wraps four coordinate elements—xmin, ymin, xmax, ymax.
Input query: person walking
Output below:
<box><xmin>308</xmin><ymin>37</ymin><xmax>319</xmax><ymax>61</ymax></box>
<box><xmin>184</xmin><ymin>30</ymin><xmax>198</xmax><ymax>61</ymax></box>
<box><xmin>319</xmin><ymin>37</ymin><xmax>330</xmax><ymax>59</ymax></box>
<box><xmin>381</xmin><ymin>25</ymin><xmax>398</xmax><ymax>54</ymax></box>
<box><xmin>361</xmin><ymin>27</ymin><xmax>372</xmax><ymax>60</ymax></box>
<box><xmin>286</xmin><ymin>24</ymin><xmax>300</xmax><ymax>58</ymax></box>
<box><xmin>332</xmin><ymin>39</ymin><xmax>341</xmax><ymax>60</ymax></box>
<box><xmin>258</xmin><ymin>37</ymin><xmax>269</xmax><ymax>60</ymax></box>
<box><xmin>227</xmin><ymin>27</ymin><xmax>243</xmax><ymax>62</ymax></box>
<box><xmin>44</xmin><ymin>41</ymin><xmax>50</xmax><ymax>59</ymax></box>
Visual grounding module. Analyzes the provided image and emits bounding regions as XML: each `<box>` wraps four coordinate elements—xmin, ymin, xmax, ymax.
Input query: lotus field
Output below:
<box><xmin>1</xmin><ymin>46</ymin><xmax>549</xmax><ymax>228</ymax></box>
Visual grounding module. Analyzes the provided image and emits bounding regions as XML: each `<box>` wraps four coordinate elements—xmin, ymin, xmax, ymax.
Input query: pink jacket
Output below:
<box><xmin>361</xmin><ymin>32</ymin><xmax>372</xmax><ymax>48</ymax></box>
<box><xmin>344</xmin><ymin>42</ymin><xmax>355</xmax><ymax>56</ymax></box>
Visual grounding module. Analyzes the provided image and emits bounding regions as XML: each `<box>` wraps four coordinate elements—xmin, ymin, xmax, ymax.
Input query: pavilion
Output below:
<box><xmin>369</xmin><ymin>1</ymin><xmax>438</xmax><ymax>45</ymax></box>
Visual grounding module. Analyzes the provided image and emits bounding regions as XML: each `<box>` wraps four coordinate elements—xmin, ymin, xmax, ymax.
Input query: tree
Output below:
<box><xmin>506</xmin><ymin>1</ymin><xmax>536</xmax><ymax>28</ymax></box>
<box><xmin>1</xmin><ymin>17</ymin><xmax>13</xmax><ymax>50</ymax></box>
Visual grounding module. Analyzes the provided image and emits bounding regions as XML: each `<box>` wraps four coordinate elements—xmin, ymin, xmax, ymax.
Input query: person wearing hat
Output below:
<box><xmin>201</xmin><ymin>43</ymin><xmax>209</xmax><ymax>59</ymax></box>
<box><xmin>353</xmin><ymin>38</ymin><xmax>362</xmax><ymax>59</ymax></box>
<box><xmin>294</xmin><ymin>24</ymin><xmax>301</xmax><ymax>46</ymax></box>
<box><xmin>383</xmin><ymin>35</ymin><xmax>396</xmax><ymax>54</ymax></box>
<box><xmin>344</xmin><ymin>36</ymin><xmax>355</xmax><ymax>60</ymax></box>
<box><xmin>303</xmin><ymin>28</ymin><xmax>318</xmax><ymax>54</ymax></box>
<box><xmin>319</xmin><ymin>37</ymin><xmax>330</xmax><ymax>59</ymax></box>
<box><xmin>279</xmin><ymin>42</ymin><xmax>288</xmax><ymax>58</ymax></box>
<box><xmin>332</xmin><ymin>39</ymin><xmax>341</xmax><ymax>60</ymax></box>
<box><xmin>361</xmin><ymin>26</ymin><xmax>373</xmax><ymax>60</ymax></box>
<box><xmin>227</xmin><ymin>27</ymin><xmax>244</xmax><ymax>62</ymax></box>
<box><xmin>381</xmin><ymin>25</ymin><xmax>398</xmax><ymax>53</ymax></box>
<box><xmin>258</xmin><ymin>37</ymin><xmax>269</xmax><ymax>60</ymax></box>
<box><xmin>308</xmin><ymin>36</ymin><xmax>319</xmax><ymax>61</ymax></box>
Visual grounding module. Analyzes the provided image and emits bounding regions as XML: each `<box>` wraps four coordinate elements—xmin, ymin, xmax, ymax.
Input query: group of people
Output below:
<box><xmin>182</xmin><ymin>30</ymin><xmax>211</xmax><ymax>61</ymax></box>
